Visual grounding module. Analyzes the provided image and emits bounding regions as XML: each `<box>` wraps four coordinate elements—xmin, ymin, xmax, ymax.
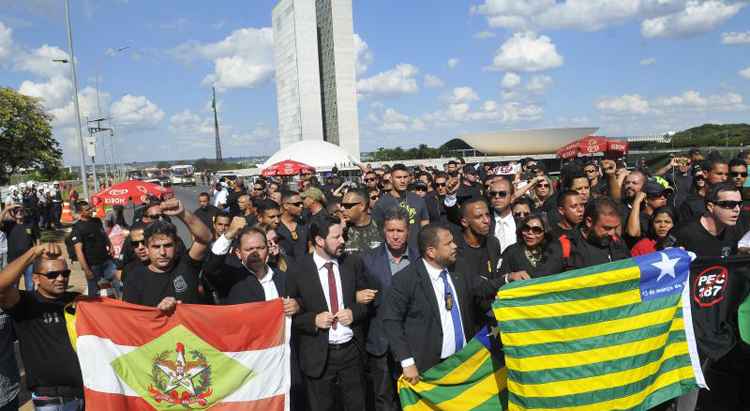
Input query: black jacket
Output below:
<box><xmin>382</xmin><ymin>259</ymin><xmax>504</xmax><ymax>372</ymax></box>
<box><xmin>678</xmin><ymin>191</ymin><xmax>706</xmax><ymax>224</ymax></box>
<box><xmin>277</xmin><ymin>220</ymin><xmax>309</xmax><ymax>259</ymax></box>
<box><xmin>567</xmin><ymin>229</ymin><xmax>631</xmax><ymax>270</ymax></box>
<box><xmin>498</xmin><ymin>241</ymin><xmax>566</xmax><ymax>278</ymax></box>
<box><xmin>287</xmin><ymin>254</ymin><xmax>368</xmax><ymax>378</ymax></box>
<box><xmin>203</xmin><ymin>250</ymin><xmax>286</xmax><ymax>304</ymax></box>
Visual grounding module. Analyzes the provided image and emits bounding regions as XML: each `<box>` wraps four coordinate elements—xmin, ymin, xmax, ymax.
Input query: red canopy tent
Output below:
<box><xmin>557</xmin><ymin>136</ymin><xmax>629</xmax><ymax>159</ymax></box>
<box><xmin>261</xmin><ymin>160</ymin><xmax>316</xmax><ymax>177</ymax></box>
<box><xmin>91</xmin><ymin>180</ymin><xmax>173</xmax><ymax>206</ymax></box>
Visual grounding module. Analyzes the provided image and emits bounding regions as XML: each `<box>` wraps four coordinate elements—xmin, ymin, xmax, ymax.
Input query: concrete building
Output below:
<box><xmin>272</xmin><ymin>0</ymin><xmax>360</xmax><ymax>160</ymax></box>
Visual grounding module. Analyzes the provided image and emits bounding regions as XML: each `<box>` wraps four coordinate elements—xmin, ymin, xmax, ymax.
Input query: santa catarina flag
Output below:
<box><xmin>72</xmin><ymin>297</ymin><xmax>290</xmax><ymax>410</ymax></box>
<box><xmin>397</xmin><ymin>326</ymin><xmax>508</xmax><ymax>411</ymax></box>
<box><xmin>493</xmin><ymin>248</ymin><xmax>706</xmax><ymax>411</ymax></box>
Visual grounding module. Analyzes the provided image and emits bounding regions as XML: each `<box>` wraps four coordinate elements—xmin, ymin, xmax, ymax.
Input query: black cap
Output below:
<box><xmin>462</xmin><ymin>164</ymin><xmax>478</xmax><ymax>175</ymax></box>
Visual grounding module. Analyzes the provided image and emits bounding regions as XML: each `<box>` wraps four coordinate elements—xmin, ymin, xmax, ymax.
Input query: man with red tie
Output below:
<box><xmin>287</xmin><ymin>215</ymin><xmax>368</xmax><ymax>411</ymax></box>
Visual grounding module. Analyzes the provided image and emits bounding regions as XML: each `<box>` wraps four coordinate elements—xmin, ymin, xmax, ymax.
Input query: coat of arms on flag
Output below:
<box><xmin>69</xmin><ymin>297</ymin><xmax>290</xmax><ymax>410</ymax></box>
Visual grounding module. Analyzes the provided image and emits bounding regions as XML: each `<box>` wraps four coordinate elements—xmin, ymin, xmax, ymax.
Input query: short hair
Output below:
<box><xmin>511</xmin><ymin>196</ymin><xmax>534</xmax><ymax>210</ymax></box>
<box><xmin>417</xmin><ymin>172</ymin><xmax>433</xmax><ymax>184</ymax></box>
<box><xmin>390</xmin><ymin>163</ymin><xmax>409</xmax><ymax>174</ymax></box>
<box><xmin>256</xmin><ymin>199</ymin><xmax>280</xmax><ymax>215</ymax></box>
<box><xmin>31</xmin><ymin>245</ymin><xmax>66</xmax><ymax>274</ymax></box>
<box><xmin>129</xmin><ymin>221</ymin><xmax>147</xmax><ymax>233</ymax></box>
<box><xmin>326</xmin><ymin>197</ymin><xmax>342</xmax><ymax>214</ymax></box>
<box><xmin>235</xmin><ymin>226</ymin><xmax>267</xmax><ymax>247</ymax></box>
<box><xmin>489</xmin><ymin>176</ymin><xmax>514</xmax><ymax>194</ymax></box>
<box><xmin>198</xmin><ymin>192</ymin><xmax>210</xmax><ymax>199</ymax></box>
<box><xmin>583</xmin><ymin>197</ymin><xmax>620</xmax><ymax>226</ymax></box>
<box><xmin>418</xmin><ymin>223</ymin><xmax>449</xmax><ymax>256</ymax></box>
<box><xmin>557</xmin><ymin>190</ymin><xmax>582</xmax><ymax>207</ymax></box>
<box><xmin>706</xmin><ymin>182</ymin><xmax>739</xmax><ymax>204</ymax></box>
<box><xmin>76</xmin><ymin>200</ymin><xmax>90</xmax><ymax>208</ymax></box>
<box><xmin>214</xmin><ymin>211</ymin><xmax>230</xmax><ymax>222</ymax></box>
<box><xmin>562</xmin><ymin>170</ymin><xmax>588</xmax><ymax>191</ymax></box>
<box><xmin>433</xmin><ymin>172</ymin><xmax>448</xmax><ymax>181</ymax></box>
<box><xmin>281</xmin><ymin>190</ymin><xmax>300</xmax><ymax>203</ymax></box>
<box><xmin>144</xmin><ymin>220</ymin><xmax>178</xmax><ymax>243</ymax></box>
<box><xmin>253</xmin><ymin>179</ymin><xmax>267</xmax><ymax>190</ymax></box>
<box><xmin>460</xmin><ymin>196</ymin><xmax>489</xmax><ymax>218</ymax></box>
<box><xmin>309</xmin><ymin>214</ymin><xmax>342</xmax><ymax>243</ymax></box>
<box><xmin>346</xmin><ymin>189</ymin><xmax>370</xmax><ymax>209</ymax></box>
<box><xmin>729</xmin><ymin>158</ymin><xmax>747</xmax><ymax>169</ymax></box>
<box><xmin>708</xmin><ymin>158</ymin><xmax>728</xmax><ymax>172</ymax></box>
<box><xmin>382</xmin><ymin>206</ymin><xmax>409</xmax><ymax>226</ymax></box>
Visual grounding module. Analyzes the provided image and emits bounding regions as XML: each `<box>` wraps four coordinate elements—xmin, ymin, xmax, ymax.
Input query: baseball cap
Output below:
<box><xmin>643</xmin><ymin>180</ymin><xmax>674</xmax><ymax>197</ymax></box>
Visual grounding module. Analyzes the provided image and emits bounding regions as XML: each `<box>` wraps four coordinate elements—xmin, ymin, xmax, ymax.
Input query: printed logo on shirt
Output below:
<box><xmin>693</xmin><ymin>265</ymin><xmax>729</xmax><ymax>308</ymax></box>
<box><xmin>42</xmin><ymin>312</ymin><xmax>62</xmax><ymax>325</ymax></box>
<box><xmin>399</xmin><ymin>200</ymin><xmax>418</xmax><ymax>225</ymax></box>
<box><xmin>173</xmin><ymin>275</ymin><xmax>188</xmax><ymax>294</ymax></box>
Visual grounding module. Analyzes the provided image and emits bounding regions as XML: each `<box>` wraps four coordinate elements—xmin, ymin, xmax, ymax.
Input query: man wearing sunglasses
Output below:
<box><xmin>0</xmin><ymin>243</ymin><xmax>84</xmax><ymax>410</ymax></box>
<box><xmin>115</xmin><ymin>222</ymin><xmax>150</xmax><ymax>283</ymax></box>
<box><xmin>278</xmin><ymin>191</ymin><xmax>309</xmax><ymax>258</ymax></box>
<box><xmin>341</xmin><ymin>189</ymin><xmax>382</xmax><ymax>254</ymax></box>
<box><xmin>676</xmin><ymin>182</ymin><xmax>743</xmax><ymax>258</ymax></box>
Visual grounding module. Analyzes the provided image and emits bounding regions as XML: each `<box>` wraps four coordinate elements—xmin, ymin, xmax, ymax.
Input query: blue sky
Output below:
<box><xmin>1</xmin><ymin>0</ymin><xmax>749</xmax><ymax>165</ymax></box>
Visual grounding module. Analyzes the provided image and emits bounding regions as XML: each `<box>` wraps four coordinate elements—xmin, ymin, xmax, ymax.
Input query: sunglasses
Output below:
<box><xmin>286</xmin><ymin>201</ymin><xmax>303</xmax><ymax>207</ymax></box>
<box><xmin>37</xmin><ymin>269</ymin><xmax>71</xmax><ymax>279</ymax></box>
<box><xmin>537</xmin><ymin>183</ymin><xmax>550</xmax><ymax>188</ymax></box>
<box><xmin>713</xmin><ymin>200</ymin><xmax>742</xmax><ymax>210</ymax></box>
<box><xmin>341</xmin><ymin>202</ymin><xmax>361</xmax><ymax>209</ymax></box>
<box><xmin>364</xmin><ymin>177</ymin><xmax>377</xmax><ymax>182</ymax></box>
<box><xmin>131</xmin><ymin>239</ymin><xmax>146</xmax><ymax>247</ymax></box>
<box><xmin>730</xmin><ymin>172</ymin><xmax>748</xmax><ymax>177</ymax></box>
<box><xmin>370</xmin><ymin>195</ymin><xmax>379</xmax><ymax>200</ymax></box>
<box><xmin>435</xmin><ymin>182</ymin><xmax>447</xmax><ymax>187</ymax></box>
<box><xmin>514</xmin><ymin>212</ymin><xmax>530</xmax><ymax>218</ymax></box>
<box><xmin>521</xmin><ymin>225</ymin><xmax>544</xmax><ymax>235</ymax></box>
<box><xmin>488</xmin><ymin>190</ymin><xmax>509</xmax><ymax>198</ymax></box>
<box><xmin>253</xmin><ymin>187</ymin><xmax>263</xmax><ymax>191</ymax></box>
<box><xmin>146</xmin><ymin>214</ymin><xmax>163</xmax><ymax>220</ymax></box>
<box><xmin>414</xmin><ymin>187</ymin><xmax>427</xmax><ymax>192</ymax></box>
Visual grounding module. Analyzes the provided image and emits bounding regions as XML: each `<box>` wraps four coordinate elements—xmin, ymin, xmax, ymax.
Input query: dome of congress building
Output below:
<box><xmin>261</xmin><ymin>140</ymin><xmax>358</xmax><ymax>171</ymax></box>
<box><xmin>445</xmin><ymin>127</ymin><xmax>599</xmax><ymax>155</ymax></box>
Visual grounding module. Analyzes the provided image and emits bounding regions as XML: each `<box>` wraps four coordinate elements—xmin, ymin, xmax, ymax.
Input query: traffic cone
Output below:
<box><xmin>61</xmin><ymin>202</ymin><xmax>75</xmax><ymax>224</ymax></box>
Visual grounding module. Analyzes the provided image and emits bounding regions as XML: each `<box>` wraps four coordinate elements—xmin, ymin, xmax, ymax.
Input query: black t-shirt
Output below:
<box><xmin>460</xmin><ymin>243</ymin><xmax>492</xmax><ymax>279</ymax></box>
<box><xmin>675</xmin><ymin>220</ymin><xmax>741</xmax><ymax>258</ymax></box>
<box><xmin>122</xmin><ymin>255</ymin><xmax>202</xmax><ymax>307</ymax></box>
<box><xmin>193</xmin><ymin>205</ymin><xmax>221</xmax><ymax>231</ymax></box>
<box><xmin>120</xmin><ymin>259</ymin><xmax>144</xmax><ymax>284</ymax></box>
<box><xmin>4</xmin><ymin>221</ymin><xmax>38</xmax><ymax>262</ymax></box>
<box><xmin>372</xmin><ymin>192</ymin><xmax>429</xmax><ymax>257</ymax></box>
<box><xmin>8</xmin><ymin>291</ymin><xmax>83</xmax><ymax>393</ymax></box>
<box><xmin>70</xmin><ymin>218</ymin><xmax>109</xmax><ymax>265</ymax></box>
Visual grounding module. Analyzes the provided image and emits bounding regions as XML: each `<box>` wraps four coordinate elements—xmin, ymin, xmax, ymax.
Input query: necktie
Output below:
<box><xmin>325</xmin><ymin>262</ymin><xmax>339</xmax><ymax>329</ymax></box>
<box><xmin>440</xmin><ymin>269</ymin><xmax>465</xmax><ymax>352</ymax></box>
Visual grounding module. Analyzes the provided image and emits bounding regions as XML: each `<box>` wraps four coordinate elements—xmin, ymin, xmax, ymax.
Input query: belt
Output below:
<box><xmin>329</xmin><ymin>340</ymin><xmax>354</xmax><ymax>350</ymax></box>
<box><xmin>34</xmin><ymin>386</ymin><xmax>84</xmax><ymax>398</ymax></box>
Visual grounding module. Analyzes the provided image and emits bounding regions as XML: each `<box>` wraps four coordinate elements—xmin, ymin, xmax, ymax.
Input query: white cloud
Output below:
<box><xmin>447</xmin><ymin>58</ymin><xmax>460</xmax><ymax>69</ymax></box>
<box><xmin>353</xmin><ymin>33</ymin><xmax>374</xmax><ymax>76</ymax></box>
<box><xmin>490</xmin><ymin>32</ymin><xmax>563</xmax><ymax>72</ymax></box>
<box><xmin>173</xmin><ymin>27</ymin><xmax>275</xmax><ymax>90</ymax></box>
<box><xmin>526</xmin><ymin>74</ymin><xmax>552</xmax><ymax>93</ymax></box>
<box><xmin>14</xmin><ymin>44</ymin><xmax>70</xmax><ymax>78</ymax></box>
<box><xmin>641</xmin><ymin>1</ymin><xmax>745</xmax><ymax>38</ymax></box>
<box><xmin>640</xmin><ymin>57</ymin><xmax>657</xmax><ymax>66</ymax></box>
<box><xmin>501</xmin><ymin>72</ymin><xmax>521</xmax><ymax>88</ymax></box>
<box><xmin>367</xmin><ymin>107</ymin><xmax>425</xmax><ymax>132</ymax></box>
<box><xmin>424</xmin><ymin>74</ymin><xmax>445</xmax><ymax>88</ymax></box>
<box><xmin>357</xmin><ymin>64</ymin><xmax>419</xmax><ymax>97</ymax></box>
<box><xmin>722</xmin><ymin>31</ymin><xmax>750</xmax><ymax>44</ymax></box>
<box><xmin>0</xmin><ymin>22</ymin><xmax>12</xmax><ymax>59</ymax></box>
<box><xmin>741</xmin><ymin>66</ymin><xmax>750</xmax><ymax>79</ymax></box>
<box><xmin>109</xmin><ymin>95</ymin><xmax>164</xmax><ymax>128</ymax></box>
<box><xmin>446</xmin><ymin>87</ymin><xmax>480</xmax><ymax>104</ymax></box>
<box><xmin>474</xmin><ymin>31</ymin><xmax>496</xmax><ymax>39</ymax></box>
<box><xmin>18</xmin><ymin>75</ymin><xmax>73</xmax><ymax>109</ymax></box>
<box><xmin>596</xmin><ymin>94</ymin><xmax>651</xmax><ymax>114</ymax></box>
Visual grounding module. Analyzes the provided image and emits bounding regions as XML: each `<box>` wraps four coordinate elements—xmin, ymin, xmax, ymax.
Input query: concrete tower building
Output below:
<box><xmin>272</xmin><ymin>0</ymin><xmax>360</xmax><ymax>160</ymax></box>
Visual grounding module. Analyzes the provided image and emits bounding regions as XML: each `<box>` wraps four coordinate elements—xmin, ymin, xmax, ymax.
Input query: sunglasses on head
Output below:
<box><xmin>488</xmin><ymin>190</ymin><xmax>508</xmax><ymax>198</ymax></box>
<box><xmin>521</xmin><ymin>225</ymin><xmax>544</xmax><ymax>235</ymax></box>
<box><xmin>713</xmin><ymin>200</ymin><xmax>742</xmax><ymax>210</ymax></box>
<box><xmin>37</xmin><ymin>269</ymin><xmax>71</xmax><ymax>279</ymax></box>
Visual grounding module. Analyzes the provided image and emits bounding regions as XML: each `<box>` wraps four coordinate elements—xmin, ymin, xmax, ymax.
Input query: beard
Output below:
<box><xmin>244</xmin><ymin>253</ymin><xmax>265</xmax><ymax>271</ymax></box>
<box><xmin>587</xmin><ymin>231</ymin><xmax>611</xmax><ymax>248</ymax></box>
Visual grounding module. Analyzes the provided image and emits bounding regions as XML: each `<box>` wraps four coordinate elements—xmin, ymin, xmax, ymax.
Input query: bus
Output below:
<box><xmin>169</xmin><ymin>165</ymin><xmax>196</xmax><ymax>186</ymax></box>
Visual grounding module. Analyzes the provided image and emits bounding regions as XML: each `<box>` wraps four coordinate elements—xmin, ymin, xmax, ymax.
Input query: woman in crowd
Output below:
<box><xmin>266</xmin><ymin>228</ymin><xmax>288</xmax><ymax>273</ymax></box>
<box><xmin>631</xmin><ymin>207</ymin><xmax>677</xmax><ymax>256</ymax></box>
<box><xmin>498</xmin><ymin>213</ymin><xmax>565</xmax><ymax>278</ymax></box>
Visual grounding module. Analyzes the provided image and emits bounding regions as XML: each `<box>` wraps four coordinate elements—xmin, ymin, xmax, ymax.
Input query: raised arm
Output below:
<box><xmin>0</xmin><ymin>243</ymin><xmax>61</xmax><ymax>308</ymax></box>
<box><xmin>160</xmin><ymin>198</ymin><xmax>212</xmax><ymax>261</ymax></box>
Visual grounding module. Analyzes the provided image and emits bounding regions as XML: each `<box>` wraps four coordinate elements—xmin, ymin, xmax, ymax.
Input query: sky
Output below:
<box><xmin>1</xmin><ymin>0</ymin><xmax>749</xmax><ymax>165</ymax></box>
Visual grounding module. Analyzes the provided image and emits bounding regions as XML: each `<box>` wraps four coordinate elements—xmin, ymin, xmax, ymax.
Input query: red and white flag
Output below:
<box><xmin>73</xmin><ymin>298</ymin><xmax>290</xmax><ymax>410</ymax></box>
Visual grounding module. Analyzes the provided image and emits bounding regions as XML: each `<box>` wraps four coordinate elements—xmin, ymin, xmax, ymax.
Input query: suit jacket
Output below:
<box><xmin>277</xmin><ymin>221</ymin><xmax>309</xmax><ymax>259</ymax></box>
<box><xmin>382</xmin><ymin>259</ymin><xmax>504</xmax><ymax>372</ymax></box>
<box><xmin>287</xmin><ymin>254</ymin><xmax>368</xmax><ymax>378</ymax></box>
<box><xmin>361</xmin><ymin>244</ymin><xmax>419</xmax><ymax>356</ymax></box>
<box><xmin>203</xmin><ymin>250</ymin><xmax>286</xmax><ymax>304</ymax></box>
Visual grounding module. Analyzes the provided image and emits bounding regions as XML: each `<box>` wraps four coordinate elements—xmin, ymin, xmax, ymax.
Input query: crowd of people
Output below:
<box><xmin>0</xmin><ymin>148</ymin><xmax>749</xmax><ymax>411</ymax></box>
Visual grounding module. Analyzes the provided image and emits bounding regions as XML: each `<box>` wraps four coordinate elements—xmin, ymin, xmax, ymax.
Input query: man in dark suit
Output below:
<box><xmin>360</xmin><ymin>207</ymin><xmax>417</xmax><ymax>411</ymax></box>
<box><xmin>287</xmin><ymin>215</ymin><xmax>368</xmax><ymax>411</ymax></box>
<box><xmin>383</xmin><ymin>223</ymin><xmax>505</xmax><ymax>384</ymax></box>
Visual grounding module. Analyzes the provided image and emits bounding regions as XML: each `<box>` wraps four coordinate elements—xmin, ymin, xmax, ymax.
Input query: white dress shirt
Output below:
<box><xmin>313</xmin><ymin>252</ymin><xmax>353</xmax><ymax>344</ymax></box>
<box><xmin>213</xmin><ymin>188</ymin><xmax>228</xmax><ymax>208</ymax></box>
<box><xmin>494</xmin><ymin>210</ymin><xmax>517</xmax><ymax>253</ymax></box>
<box><xmin>401</xmin><ymin>260</ymin><xmax>466</xmax><ymax>369</ymax></box>
<box><xmin>211</xmin><ymin>235</ymin><xmax>279</xmax><ymax>300</ymax></box>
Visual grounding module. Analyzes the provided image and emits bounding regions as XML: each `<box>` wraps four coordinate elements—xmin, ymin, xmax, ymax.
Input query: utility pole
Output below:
<box><xmin>212</xmin><ymin>86</ymin><xmax>222</xmax><ymax>162</ymax></box>
<box><xmin>88</xmin><ymin>117</ymin><xmax>113</xmax><ymax>191</ymax></box>
<box><xmin>64</xmin><ymin>0</ymin><xmax>88</xmax><ymax>200</ymax></box>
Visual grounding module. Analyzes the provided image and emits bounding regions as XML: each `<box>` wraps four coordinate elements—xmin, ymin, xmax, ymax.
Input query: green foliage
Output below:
<box><xmin>0</xmin><ymin>87</ymin><xmax>62</xmax><ymax>185</ymax></box>
<box><xmin>192</xmin><ymin>158</ymin><xmax>245</xmax><ymax>171</ymax></box>
<box><xmin>155</xmin><ymin>161</ymin><xmax>171</xmax><ymax>169</ymax></box>
<box><xmin>629</xmin><ymin>123</ymin><xmax>750</xmax><ymax>151</ymax></box>
<box><xmin>369</xmin><ymin>144</ymin><xmax>448</xmax><ymax>161</ymax></box>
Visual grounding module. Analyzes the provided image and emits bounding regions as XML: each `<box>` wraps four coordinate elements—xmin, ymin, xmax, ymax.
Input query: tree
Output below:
<box><xmin>155</xmin><ymin>161</ymin><xmax>171</xmax><ymax>169</ymax></box>
<box><xmin>0</xmin><ymin>87</ymin><xmax>62</xmax><ymax>185</ymax></box>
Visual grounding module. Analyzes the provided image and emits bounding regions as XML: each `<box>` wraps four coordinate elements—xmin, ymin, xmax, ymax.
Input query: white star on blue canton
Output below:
<box><xmin>651</xmin><ymin>252</ymin><xmax>680</xmax><ymax>282</ymax></box>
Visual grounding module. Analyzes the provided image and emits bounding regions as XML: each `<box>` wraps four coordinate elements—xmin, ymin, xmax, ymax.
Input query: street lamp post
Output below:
<box><xmin>96</xmin><ymin>46</ymin><xmax>129</xmax><ymax>184</ymax></box>
<box><xmin>63</xmin><ymin>0</ymin><xmax>89</xmax><ymax>200</ymax></box>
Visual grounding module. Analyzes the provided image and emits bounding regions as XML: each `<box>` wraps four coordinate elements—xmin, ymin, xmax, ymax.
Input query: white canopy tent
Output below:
<box><xmin>260</xmin><ymin>140</ymin><xmax>359</xmax><ymax>172</ymax></box>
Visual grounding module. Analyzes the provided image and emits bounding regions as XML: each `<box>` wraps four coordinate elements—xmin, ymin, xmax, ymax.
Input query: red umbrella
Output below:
<box><xmin>261</xmin><ymin>160</ymin><xmax>316</xmax><ymax>177</ymax></box>
<box><xmin>91</xmin><ymin>180</ymin><xmax>173</xmax><ymax>206</ymax></box>
<box><xmin>557</xmin><ymin>136</ymin><xmax>629</xmax><ymax>159</ymax></box>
